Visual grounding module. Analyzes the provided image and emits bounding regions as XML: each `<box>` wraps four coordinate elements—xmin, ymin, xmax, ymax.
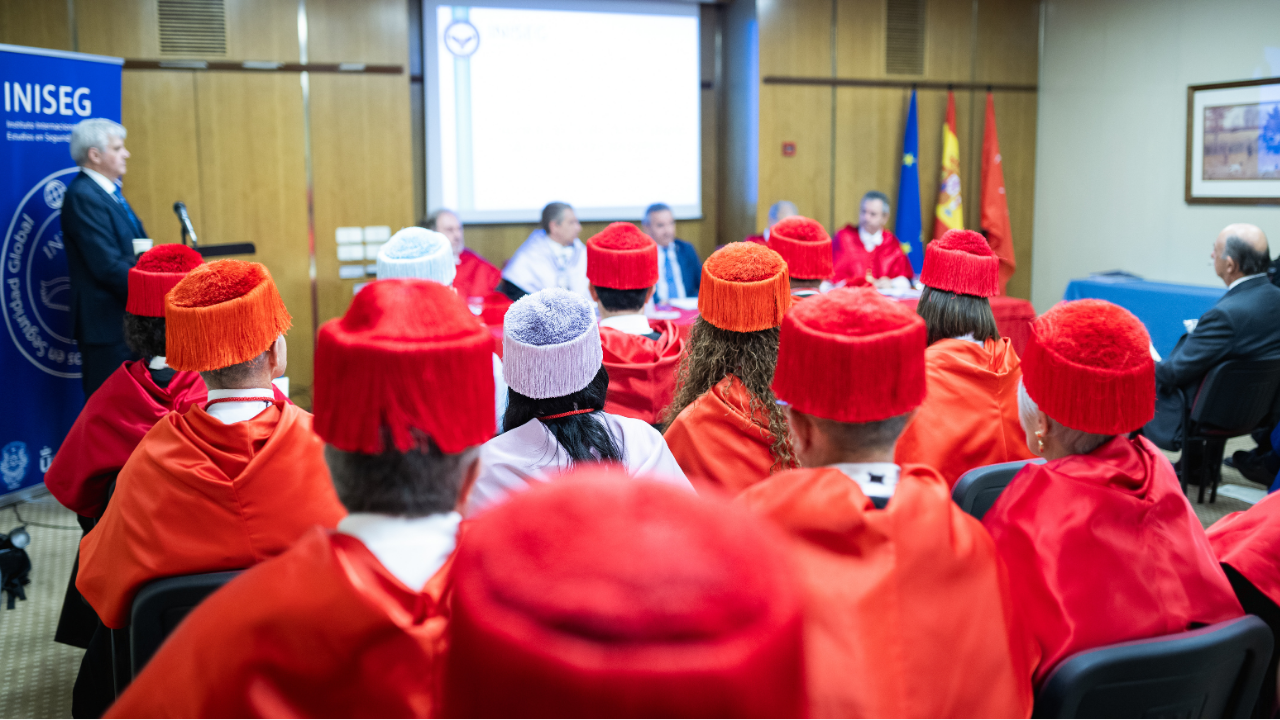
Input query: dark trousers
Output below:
<box><xmin>1223</xmin><ymin>564</ymin><xmax>1280</xmax><ymax>717</ymax></box>
<box><xmin>78</xmin><ymin>341</ymin><xmax>135</xmax><ymax>398</ymax></box>
<box><xmin>55</xmin><ymin>515</ymin><xmax>100</xmax><ymax>649</ymax></box>
<box><xmin>72</xmin><ymin>623</ymin><xmax>118</xmax><ymax>718</ymax></box>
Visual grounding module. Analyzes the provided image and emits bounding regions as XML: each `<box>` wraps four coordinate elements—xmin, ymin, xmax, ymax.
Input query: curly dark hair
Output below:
<box><xmin>122</xmin><ymin>312</ymin><xmax>166</xmax><ymax>359</ymax></box>
<box><xmin>663</xmin><ymin>318</ymin><xmax>795</xmax><ymax>471</ymax></box>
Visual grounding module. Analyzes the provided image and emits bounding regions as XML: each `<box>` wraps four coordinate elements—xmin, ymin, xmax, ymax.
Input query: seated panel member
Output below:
<box><xmin>468</xmin><ymin>289</ymin><xmax>689</xmax><ymax>516</ymax></box>
<box><xmin>767</xmin><ymin>215</ymin><xmax>833</xmax><ymax>300</ymax></box>
<box><xmin>642</xmin><ymin>202</ymin><xmax>701</xmax><ymax>302</ymax></box>
<box><xmin>499</xmin><ymin>201</ymin><xmax>588</xmax><ymax>301</ymax></box>
<box><xmin>424</xmin><ymin>208</ymin><xmax>503</xmax><ymax>299</ymax></box>
<box><xmin>74</xmin><ymin>260</ymin><xmax>344</xmax><ymax>717</ymax></box>
<box><xmin>832</xmin><ymin>190</ymin><xmax>914</xmax><ymax>288</ymax></box>
<box><xmin>744</xmin><ymin>200</ymin><xmax>798</xmax><ymax>244</ymax></box>
<box><xmin>895</xmin><ymin>230</ymin><xmax>1035</xmax><ymax>485</ymax></box>
<box><xmin>586</xmin><ymin>222</ymin><xmax>685</xmax><ymax>425</ymax></box>
<box><xmin>664</xmin><ymin>243</ymin><xmax>796</xmax><ymax>495</ymax></box>
<box><xmin>984</xmin><ymin>299</ymin><xmax>1244</xmax><ymax>686</ymax></box>
<box><xmin>739</xmin><ymin>287</ymin><xmax>1033</xmax><ymax>718</ymax></box>
<box><xmin>444</xmin><ymin>467</ymin><xmax>806</xmax><ymax>718</ymax></box>
<box><xmin>108</xmin><ymin>279</ymin><xmax>495</xmax><ymax>719</ymax></box>
<box><xmin>47</xmin><ymin>244</ymin><xmax>207</xmax><ymax>650</ymax></box>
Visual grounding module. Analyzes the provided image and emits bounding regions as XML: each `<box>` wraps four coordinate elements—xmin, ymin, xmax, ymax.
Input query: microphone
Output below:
<box><xmin>173</xmin><ymin>201</ymin><xmax>198</xmax><ymax>246</ymax></box>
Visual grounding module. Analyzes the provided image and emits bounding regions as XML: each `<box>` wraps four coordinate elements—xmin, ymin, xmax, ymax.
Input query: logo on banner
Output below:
<box><xmin>0</xmin><ymin>442</ymin><xmax>28</xmax><ymax>490</ymax></box>
<box><xmin>2</xmin><ymin>167</ymin><xmax>81</xmax><ymax>378</ymax></box>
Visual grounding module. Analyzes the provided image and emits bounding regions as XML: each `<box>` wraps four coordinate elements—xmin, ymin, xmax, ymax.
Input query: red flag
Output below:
<box><xmin>981</xmin><ymin>92</ymin><xmax>1015</xmax><ymax>295</ymax></box>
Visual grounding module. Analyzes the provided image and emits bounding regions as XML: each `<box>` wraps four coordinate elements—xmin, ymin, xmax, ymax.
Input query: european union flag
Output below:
<box><xmin>896</xmin><ymin>90</ymin><xmax>924</xmax><ymax>274</ymax></box>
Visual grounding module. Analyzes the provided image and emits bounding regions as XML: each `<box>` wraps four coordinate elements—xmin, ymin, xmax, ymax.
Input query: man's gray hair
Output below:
<box><xmin>767</xmin><ymin>200</ymin><xmax>798</xmax><ymax>226</ymax></box>
<box><xmin>642</xmin><ymin>202</ymin><xmax>672</xmax><ymax>224</ymax></box>
<box><xmin>540</xmin><ymin>201</ymin><xmax>573</xmax><ymax>233</ymax></box>
<box><xmin>423</xmin><ymin>208</ymin><xmax>458</xmax><ymax>231</ymax></box>
<box><xmin>861</xmin><ymin>190</ymin><xmax>891</xmax><ymax>215</ymax></box>
<box><xmin>70</xmin><ymin>118</ymin><xmax>126</xmax><ymax>166</ymax></box>
<box><xmin>1224</xmin><ymin>235</ymin><xmax>1271</xmax><ymax>276</ymax></box>
<box><xmin>1016</xmin><ymin>379</ymin><xmax>1114</xmax><ymax>456</ymax></box>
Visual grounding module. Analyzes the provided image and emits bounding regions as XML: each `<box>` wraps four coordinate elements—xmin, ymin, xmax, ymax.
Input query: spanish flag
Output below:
<box><xmin>933</xmin><ymin>91</ymin><xmax>963</xmax><ymax>240</ymax></box>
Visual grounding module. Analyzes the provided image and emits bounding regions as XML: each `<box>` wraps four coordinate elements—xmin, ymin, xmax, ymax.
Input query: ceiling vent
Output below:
<box><xmin>885</xmin><ymin>0</ymin><xmax>925</xmax><ymax>75</ymax></box>
<box><xmin>158</xmin><ymin>0</ymin><xmax>227</xmax><ymax>55</ymax></box>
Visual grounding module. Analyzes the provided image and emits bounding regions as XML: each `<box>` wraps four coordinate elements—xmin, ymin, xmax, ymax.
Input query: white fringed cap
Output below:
<box><xmin>503</xmin><ymin>288</ymin><xmax>603</xmax><ymax>399</ymax></box>
<box><xmin>376</xmin><ymin>227</ymin><xmax>457</xmax><ymax>286</ymax></box>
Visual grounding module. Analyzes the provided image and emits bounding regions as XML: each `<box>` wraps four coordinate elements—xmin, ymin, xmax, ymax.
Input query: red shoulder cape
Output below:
<box><xmin>663</xmin><ymin>374</ymin><xmax>781</xmax><ymax>496</ymax></box>
<box><xmin>600</xmin><ymin>319</ymin><xmax>685</xmax><ymax>425</ymax></box>
<box><xmin>453</xmin><ymin>248</ymin><xmax>503</xmax><ymax>299</ymax></box>
<box><xmin>895</xmin><ymin>338</ymin><xmax>1035</xmax><ymax>486</ymax></box>
<box><xmin>78</xmin><ymin>402</ymin><xmax>345</xmax><ymax>628</ymax></box>
<box><xmin>983</xmin><ymin>435</ymin><xmax>1243</xmax><ymax>685</ymax></box>
<box><xmin>738</xmin><ymin>465</ymin><xmax>1034</xmax><ymax>718</ymax></box>
<box><xmin>831</xmin><ymin>225</ymin><xmax>914</xmax><ymax>283</ymax></box>
<box><xmin>108</xmin><ymin>528</ymin><xmax>455</xmax><ymax>718</ymax></box>
<box><xmin>1208</xmin><ymin>490</ymin><xmax>1280</xmax><ymax>607</ymax></box>
<box><xmin>45</xmin><ymin>360</ymin><xmax>206</xmax><ymax>517</ymax></box>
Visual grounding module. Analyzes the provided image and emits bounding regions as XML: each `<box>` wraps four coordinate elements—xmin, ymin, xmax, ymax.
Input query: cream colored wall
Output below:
<box><xmin>1032</xmin><ymin>0</ymin><xmax>1280</xmax><ymax>310</ymax></box>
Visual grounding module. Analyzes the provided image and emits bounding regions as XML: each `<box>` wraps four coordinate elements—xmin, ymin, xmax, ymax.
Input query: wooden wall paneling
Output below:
<box><xmin>974</xmin><ymin>0</ymin><xmax>1040</xmax><ymax>85</ymax></box>
<box><xmin>923</xmin><ymin>0</ymin><xmax>975</xmax><ymax>82</ymax></box>
<box><xmin>192</xmin><ymin>72</ymin><xmax>313</xmax><ymax>395</ymax></box>
<box><xmin>758</xmin><ymin>0</ymin><xmax>833</xmax><ymax>78</ymax></box>
<box><xmin>833</xmin><ymin>86</ymin><xmax>908</xmax><ymax>231</ymax></box>
<box><xmin>119</xmin><ymin>71</ymin><xmax>203</xmax><ymax>245</ymax></box>
<box><xmin>835</xmin><ymin>0</ymin><xmax>887</xmax><ymax>78</ymax></box>
<box><xmin>0</xmin><ymin>1</ymin><xmax>72</xmax><ymax>51</ymax></box>
<box><xmin>310</xmin><ymin>74</ymin><xmax>415</xmax><ymax>324</ymax></box>
<box><xmin>305</xmin><ymin>0</ymin><xmax>407</xmax><ymax>64</ymax></box>
<box><xmin>987</xmin><ymin>90</ymin><xmax>1036</xmax><ymax>299</ymax></box>
<box><xmin>757</xmin><ymin>84</ymin><xmax>833</xmax><ymax>231</ymax></box>
<box><xmin>75</xmin><ymin>0</ymin><xmax>157</xmax><ymax>58</ymax></box>
<box><xmin>720</xmin><ymin>0</ymin><xmax>758</xmax><ymax>248</ymax></box>
<box><xmin>223</xmin><ymin>0</ymin><xmax>299</xmax><ymax>61</ymax></box>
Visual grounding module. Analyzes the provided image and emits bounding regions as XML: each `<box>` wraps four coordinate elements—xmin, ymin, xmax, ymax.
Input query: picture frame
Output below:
<box><xmin>1186</xmin><ymin>77</ymin><xmax>1280</xmax><ymax>205</ymax></box>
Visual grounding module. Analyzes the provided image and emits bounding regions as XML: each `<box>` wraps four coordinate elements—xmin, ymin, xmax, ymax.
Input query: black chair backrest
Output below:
<box><xmin>129</xmin><ymin>570</ymin><xmax>241</xmax><ymax>679</ymax></box>
<box><xmin>1033</xmin><ymin>615</ymin><xmax>1274</xmax><ymax>719</ymax></box>
<box><xmin>952</xmin><ymin>458</ymin><xmax>1045</xmax><ymax>520</ymax></box>
<box><xmin>1190</xmin><ymin>358</ymin><xmax>1280</xmax><ymax>434</ymax></box>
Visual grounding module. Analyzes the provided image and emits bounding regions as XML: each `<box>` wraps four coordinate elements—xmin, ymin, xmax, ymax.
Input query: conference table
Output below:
<box><xmin>1062</xmin><ymin>276</ymin><xmax>1225</xmax><ymax>357</ymax></box>
<box><xmin>482</xmin><ymin>292</ymin><xmax>1039</xmax><ymax>358</ymax></box>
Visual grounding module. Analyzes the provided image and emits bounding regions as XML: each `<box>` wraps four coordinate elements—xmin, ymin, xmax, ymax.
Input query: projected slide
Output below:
<box><xmin>424</xmin><ymin>1</ymin><xmax>700</xmax><ymax>223</ymax></box>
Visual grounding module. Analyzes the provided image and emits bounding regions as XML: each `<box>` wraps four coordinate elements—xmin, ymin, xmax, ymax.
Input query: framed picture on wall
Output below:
<box><xmin>1186</xmin><ymin>77</ymin><xmax>1280</xmax><ymax>204</ymax></box>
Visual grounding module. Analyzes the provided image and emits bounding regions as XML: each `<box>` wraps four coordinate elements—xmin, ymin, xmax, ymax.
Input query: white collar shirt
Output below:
<box><xmin>81</xmin><ymin>167</ymin><xmax>119</xmax><ymax>196</ymax></box>
<box><xmin>205</xmin><ymin>388</ymin><xmax>274</xmax><ymax>425</ymax></box>
<box><xmin>1229</xmin><ymin>273</ymin><xmax>1267</xmax><ymax>291</ymax></box>
<box><xmin>858</xmin><ymin>228</ymin><xmax>884</xmax><ymax>253</ymax></box>
<box><xmin>599</xmin><ymin>313</ymin><xmax>654</xmax><ymax>336</ymax></box>
<box><xmin>830</xmin><ymin>462</ymin><xmax>900</xmax><ymax>501</ymax></box>
<box><xmin>337</xmin><ymin>512</ymin><xmax>461</xmax><ymax>591</ymax></box>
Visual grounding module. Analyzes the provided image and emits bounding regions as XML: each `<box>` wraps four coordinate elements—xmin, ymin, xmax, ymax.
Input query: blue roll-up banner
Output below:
<box><xmin>1</xmin><ymin>44</ymin><xmax>123</xmax><ymax>505</ymax></box>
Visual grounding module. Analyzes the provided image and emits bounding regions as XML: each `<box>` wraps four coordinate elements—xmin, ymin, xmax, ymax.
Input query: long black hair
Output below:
<box><xmin>502</xmin><ymin>365</ymin><xmax>624</xmax><ymax>464</ymax></box>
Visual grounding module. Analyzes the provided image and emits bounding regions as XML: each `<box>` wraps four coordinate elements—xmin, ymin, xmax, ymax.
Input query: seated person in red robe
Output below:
<box><xmin>743</xmin><ymin>199</ymin><xmax>797</xmax><ymax>244</ymax></box>
<box><xmin>108</xmin><ymin>279</ymin><xmax>496</xmax><ymax>719</ymax></box>
<box><xmin>664</xmin><ymin>243</ymin><xmax>796</xmax><ymax>495</ymax></box>
<box><xmin>983</xmin><ymin>299</ymin><xmax>1244</xmax><ymax>687</ymax></box>
<box><xmin>894</xmin><ymin>230</ymin><xmax>1034</xmax><ymax>486</ymax></box>
<box><xmin>832</xmin><ymin>190</ymin><xmax>914</xmax><ymax>288</ymax></box>
<box><xmin>585</xmin><ymin>222</ymin><xmax>684</xmax><ymax>425</ymax></box>
<box><xmin>443</xmin><ymin>465</ymin><xmax>805</xmax><ymax>718</ymax></box>
<box><xmin>1207</xmin><ymin>490</ymin><xmax>1280</xmax><ymax>716</ymax></box>
<box><xmin>424</xmin><ymin>208</ymin><xmax>502</xmax><ymax>300</ymax></box>
<box><xmin>46</xmin><ymin>244</ymin><xmax>207</xmax><ymax>650</ymax></box>
<box><xmin>739</xmin><ymin>287</ymin><xmax>1033</xmax><ymax>718</ymax></box>
<box><xmin>73</xmin><ymin>260</ymin><xmax>345</xmax><ymax>718</ymax></box>
<box><xmin>767</xmin><ymin>215</ymin><xmax>832</xmax><ymax>300</ymax></box>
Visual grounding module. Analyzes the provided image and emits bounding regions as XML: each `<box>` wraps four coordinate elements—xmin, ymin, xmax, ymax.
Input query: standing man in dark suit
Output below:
<box><xmin>1145</xmin><ymin>224</ymin><xmax>1280</xmax><ymax>456</ymax></box>
<box><xmin>62</xmin><ymin>119</ymin><xmax>146</xmax><ymax>397</ymax></box>
<box><xmin>642</xmin><ymin>203</ymin><xmax>701</xmax><ymax>304</ymax></box>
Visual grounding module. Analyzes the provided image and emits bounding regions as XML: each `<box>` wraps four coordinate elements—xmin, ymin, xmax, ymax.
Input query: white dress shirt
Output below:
<box><xmin>1228</xmin><ymin>273</ymin><xmax>1267</xmax><ymax>290</ymax></box>
<box><xmin>830</xmin><ymin>462</ymin><xmax>900</xmax><ymax>502</ymax></box>
<box><xmin>81</xmin><ymin>166</ymin><xmax>119</xmax><ymax>195</ymax></box>
<box><xmin>148</xmin><ymin>356</ymin><xmax>169</xmax><ymax>370</ymax></box>
<box><xmin>205</xmin><ymin>388</ymin><xmax>274</xmax><ymax>425</ymax></box>
<box><xmin>656</xmin><ymin>243</ymin><xmax>688</xmax><ymax>304</ymax></box>
<box><xmin>599</xmin><ymin>313</ymin><xmax>654</xmax><ymax>336</ymax></box>
<box><xmin>337</xmin><ymin>512</ymin><xmax>461</xmax><ymax>591</ymax></box>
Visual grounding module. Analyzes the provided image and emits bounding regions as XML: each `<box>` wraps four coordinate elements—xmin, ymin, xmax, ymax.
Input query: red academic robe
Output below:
<box><xmin>739</xmin><ymin>466</ymin><xmax>1034</xmax><ymax>718</ymax></box>
<box><xmin>983</xmin><ymin>435</ymin><xmax>1244</xmax><ymax>686</ymax></box>
<box><xmin>453</xmin><ymin>248</ymin><xmax>503</xmax><ymax>300</ymax></box>
<box><xmin>664</xmin><ymin>374</ymin><xmax>785</xmax><ymax>496</ymax></box>
<box><xmin>831</xmin><ymin>225</ymin><xmax>914</xmax><ymax>284</ymax></box>
<box><xmin>107</xmin><ymin>528</ymin><xmax>454</xmax><ymax>719</ymax></box>
<box><xmin>895</xmin><ymin>338</ymin><xmax>1035</xmax><ymax>487</ymax></box>
<box><xmin>45</xmin><ymin>360</ymin><xmax>206</xmax><ymax>518</ymax></box>
<box><xmin>78</xmin><ymin>401</ymin><xmax>345</xmax><ymax>628</ymax></box>
<box><xmin>600</xmin><ymin>320</ymin><xmax>685</xmax><ymax>425</ymax></box>
<box><xmin>1208</xmin><ymin>490</ymin><xmax>1280</xmax><ymax>607</ymax></box>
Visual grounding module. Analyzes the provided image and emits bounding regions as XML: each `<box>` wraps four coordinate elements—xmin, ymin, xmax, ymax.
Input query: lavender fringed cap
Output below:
<box><xmin>503</xmin><ymin>289</ymin><xmax>603</xmax><ymax>399</ymax></box>
<box><xmin>376</xmin><ymin>227</ymin><xmax>457</xmax><ymax>286</ymax></box>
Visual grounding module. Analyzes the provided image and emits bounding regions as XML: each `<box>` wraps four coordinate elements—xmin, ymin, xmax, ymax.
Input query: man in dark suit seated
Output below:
<box><xmin>1145</xmin><ymin>224</ymin><xmax>1280</xmax><ymax>469</ymax></box>
<box><xmin>62</xmin><ymin>118</ymin><xmax>146</xmax><ymax>397</ymax></box>
<box><xmin>641</xmin><ymin>202</ymin><xmax>701</xmax><ymax>303</ymax></box>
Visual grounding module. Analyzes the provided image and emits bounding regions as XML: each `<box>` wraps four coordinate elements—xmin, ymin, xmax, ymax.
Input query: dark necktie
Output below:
<box><xmin>112</xmin><ymin>186</ymin><xmax>143</xmax><ymax>237</ymax></box>
<box><xmin>663</xmin><ymin>247</ymin><xmax>680</xmax><ymax>301</ymax></box>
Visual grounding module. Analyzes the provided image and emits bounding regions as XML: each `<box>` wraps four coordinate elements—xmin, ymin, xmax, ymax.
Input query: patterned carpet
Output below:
<box><xmin>0</xmin><ymin>493</ymin><xmax>83</xmax><ymax>719</ymax></box>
